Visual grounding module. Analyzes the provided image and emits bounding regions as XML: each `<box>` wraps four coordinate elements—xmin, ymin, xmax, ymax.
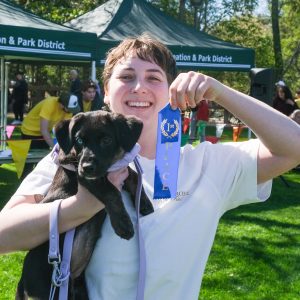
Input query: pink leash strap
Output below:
<box><xmin>134</xmin><ymin>157</ymin><xmax>146</xmax><ymax>300</ymax></box>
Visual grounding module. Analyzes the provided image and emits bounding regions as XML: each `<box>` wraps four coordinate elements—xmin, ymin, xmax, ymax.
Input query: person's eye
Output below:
<box><xmin>118</xmin><ymin>74</ymin><xmax>134</xmax><ymax>81</ymax></box>
<box><xmin>148</xmin><ymin>75</ymin><xmax>162</xmax><ymax>82</ymax></box>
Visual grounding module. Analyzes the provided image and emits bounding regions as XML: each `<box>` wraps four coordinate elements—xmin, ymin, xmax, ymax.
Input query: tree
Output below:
<box><xmin>271</xmin><ymin>0</ymin><xmax>283</xmax><ymax>81</ymax></box>
<box><xmin>13</xmin><ymin>0</ymin><xmax>106</xmax><ymax>23</ymax></box>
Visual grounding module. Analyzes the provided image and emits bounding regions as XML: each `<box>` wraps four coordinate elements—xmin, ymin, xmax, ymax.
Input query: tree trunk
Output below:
<box><xmin>179</xmin><ymin>0</ymin><xmax>186</xmax><ymax>22</ymax></box>
<box><xmin>271</xmin><ymin>0</ymin><xmax>283</xmax><ymax>80</ymax></box>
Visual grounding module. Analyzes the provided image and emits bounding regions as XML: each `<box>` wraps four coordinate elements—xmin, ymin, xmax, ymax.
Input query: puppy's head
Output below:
<box><xmin>55</xmin><ymin>111</ymin><xmax>143</xmax><ymax>179</ymax></box>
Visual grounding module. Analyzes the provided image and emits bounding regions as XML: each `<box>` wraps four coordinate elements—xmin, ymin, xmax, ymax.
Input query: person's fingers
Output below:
<box><xmin>169</xmin><ymin>72</ymin><xmax>208</xmax><ymax>110</ymax></box>
<box><xmin>185</xmin><ymin>73</ymin><xmax>204</xmax><ymax>108</ymax></box>
<box><xmin>169</xmin><ymin>75</ymin><xmax>183</xmax><ymax>109</ymax></box>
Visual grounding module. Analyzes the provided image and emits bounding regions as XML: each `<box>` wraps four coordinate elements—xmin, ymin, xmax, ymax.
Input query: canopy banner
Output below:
<box><xmin>98</xmin><ymin>44</ymin><xmax>254</xmax><ymax>71</ymax></box>
<box><xmin>171</xmin><ymin>48</ymin><xmax>255</xmax><ymax>71</ymax></box>
<box><xmin>0</xmin><ymin>26</ymin><xmax>98</xmax><ymax>61</ymax></box>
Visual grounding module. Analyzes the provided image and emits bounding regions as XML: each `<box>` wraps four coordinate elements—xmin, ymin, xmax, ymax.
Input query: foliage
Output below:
<box><xmin>211</xmin><ymin>15</ymin><xmax>274</xmax><ymax>68</ymax></box>
<box><xmin>280</xmin><ymin>0</ymin><xmax>300</xmax><ymax>91</ymax></box>
<box><xmin>199</xmin><ymin>172</ymin><xmax>300</xmax><ymax>299</ymax></box>
<box><xmin>14</xmin><ymin>0</ymin><xmax>106</xmax><ymax>23</ymax></box>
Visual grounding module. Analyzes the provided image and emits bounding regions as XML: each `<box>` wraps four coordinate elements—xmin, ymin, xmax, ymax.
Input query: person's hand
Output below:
<box><xmin>169</xmin><ymin>71</ymin><xmax>223</xmax><ymax>110</ymax></box>
<box><xmin>107</xmin><ymin>167</ymin><xmax>129</xmax><ymax>191</ymax></box>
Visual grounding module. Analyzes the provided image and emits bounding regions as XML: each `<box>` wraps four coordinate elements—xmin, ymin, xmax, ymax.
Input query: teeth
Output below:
<box><xmin>127</xmin><ymin>101</ymin><xmax>150</xmax><ymax>107</ymax></box>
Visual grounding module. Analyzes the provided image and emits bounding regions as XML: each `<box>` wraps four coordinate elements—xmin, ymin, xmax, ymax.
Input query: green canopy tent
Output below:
<box><xmin>65</xmin><ymin>0</ymin><xmax>255</xmax><ymax>72</ymax></box>
<box><xmin>0</xmin><ymin>0</ymin><xmax>99</xmax><ymax>150</ymax></box>
<box><xmin>0</xmin><ymin>0</ymin><xmax>98</xmax><ymax>62</ymax></box>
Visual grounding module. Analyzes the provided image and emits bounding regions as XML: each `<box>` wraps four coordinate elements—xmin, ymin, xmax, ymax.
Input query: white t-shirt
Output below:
<box><xmin>14</xmin><ymin>139</ymin><xmax>272</xmax><ymax>300</ymax></box>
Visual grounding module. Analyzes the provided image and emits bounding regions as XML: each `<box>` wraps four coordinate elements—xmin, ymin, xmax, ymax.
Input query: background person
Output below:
<box><xmin>294</xmin><ymin>89</ymin><xmax>300</xmax><ymax>108</ymax></box>
<box><xmin>1</xmin><ymin>35</ymin><xmax>300</xmax><ymax>299</ymax></box>
<box><xmin>69</xmin><ymin>69</ymin><xmax>81</xmax><ymax>100</ymax></box>
<box><xmin>290</xmin><ymin>109</ymin><xmax>300</xmax><ymax>125</ymax></box>
<box><xmin>78</xmin><ymin>79</ymin><xmax>104</xmax><ymax>112</ymax></box>
<box><xmin>272</xmin><ymin>85</ymin><xmax>297</xmax><ymax>116</ymax></box>
<box><xmin>11</xmin><ymin>71</ymin><xmax>28</xmax><ymax>125</ymax></box>
<box><xmin>21</xmin><ymin>92</ymin><xmax>80</xmax><ymax>149</ymax></box>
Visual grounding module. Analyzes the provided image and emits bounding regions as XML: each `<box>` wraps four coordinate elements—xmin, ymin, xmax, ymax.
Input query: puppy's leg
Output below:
<box><xmin>79</xmin><ymin>177</ymin><xmax>134</xmax><ymax>240</ymax></box>
<box><xmin>124</xmin><ymin>167</ymin><xmax>154</xmax><ymax>216</ymax></box>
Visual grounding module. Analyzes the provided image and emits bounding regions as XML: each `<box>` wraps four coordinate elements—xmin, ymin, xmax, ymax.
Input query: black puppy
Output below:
<box><xmin>16</xmin><ymin>110</ymin><xmax>154</xmax><ymax>300</ymax></box>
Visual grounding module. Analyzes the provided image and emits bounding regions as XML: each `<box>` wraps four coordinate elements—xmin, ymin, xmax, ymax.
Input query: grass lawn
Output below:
<box><xmin>0</xmin><ymin>129</ymin><xmax>300</xmax><ymax>299</ymax></box>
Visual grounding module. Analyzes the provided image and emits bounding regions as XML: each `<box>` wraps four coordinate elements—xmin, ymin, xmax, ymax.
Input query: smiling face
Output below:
<box><xmin>104</xmin><ymin>56</ymin><xmax>170</xmax><ymax>158</ymax></box>
<box><xmin>102</xmin><ymin>35</ymin><xmax>176</xmax><ymax>157</ymax></box>
<box><xmin>105</xmin><ymin>55</ymin><xmax>169</xmax><ymax>127</ymax></box>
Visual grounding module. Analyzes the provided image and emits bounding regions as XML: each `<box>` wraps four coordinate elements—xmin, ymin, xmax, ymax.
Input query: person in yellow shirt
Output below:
<box><xmin>78</xmin><ymin>79</ymin><xmax>104</xmax><ymax>112</ymax></box>
<box><xmin>21</xmin><ymin>92</ymin><xmax>80</xmax><ymax>149</ymax></box>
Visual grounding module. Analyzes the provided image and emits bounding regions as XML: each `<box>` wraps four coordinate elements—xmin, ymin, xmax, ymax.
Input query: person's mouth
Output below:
<box><xmin>126</xmin><ymin>101</ymin><xmax>152</xmax><ymax>108</ymax></box>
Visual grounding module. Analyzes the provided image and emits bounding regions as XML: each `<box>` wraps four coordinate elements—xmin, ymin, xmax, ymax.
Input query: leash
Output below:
<box><xmin>134</xmin><ymin>157</ymin><xmax>146</xmax><ymax>300</ymax></box>
<box><xmin>48</xmin><ymin>144</ymin><xmax>146</xmax><ymax>299</ymax></box>
<box><xmin>48</xmin><ymin>200</ymin><xmax>75</xmax><ymax>300</ymax></box>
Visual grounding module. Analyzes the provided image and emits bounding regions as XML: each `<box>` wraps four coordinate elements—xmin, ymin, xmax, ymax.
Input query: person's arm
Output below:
<box><xmin>286</xmin><ymin>99</ymin><xmax>295</xmax><ymax>106</ymax></box>
<box><xmin>0</xmin><ymin>168</ymin><xmax>128</xmax><ymax>254</ymax></box>
<box><xmin>169</xmin><ymin>72</ymin><xmax>300</xmax><ymax>183</ymax></box>
<box><xmin>40</xmin><ymin>117</ymin><xmax>54</xmax><ymax>148</ymax></box>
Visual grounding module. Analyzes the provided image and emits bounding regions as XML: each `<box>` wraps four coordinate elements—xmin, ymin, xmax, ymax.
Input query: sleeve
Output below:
<box><xmin>182</xmin><ymin>139</ymin><xmax>272</xmax><ymax>214</ymax></box>
<box><xmin>204</xmin><ymin>139</ymin><xmax>272</xmax><ymax>213</ymax></box>
<box><xmin>14</xmin><ymin>151</ymin><xmax>58</xmax><ymax>196</ymax></box>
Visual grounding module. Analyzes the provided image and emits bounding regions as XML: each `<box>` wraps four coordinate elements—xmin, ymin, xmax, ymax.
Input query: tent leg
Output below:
<box><xmin>0</xmin><ymin>58</ymin><xmax>5</xmax><ymax>151</ymax></box>
<box><xmin>91</xmin><ymin>61</ymin><xmax>96</xmax><ymax>81</ymax></box>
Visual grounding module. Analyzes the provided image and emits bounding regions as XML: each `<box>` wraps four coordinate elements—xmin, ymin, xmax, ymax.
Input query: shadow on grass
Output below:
<box><xmin>0</xmin><ymin>164</ymin><xmax>21</xmax><ymax>209</ymax></box>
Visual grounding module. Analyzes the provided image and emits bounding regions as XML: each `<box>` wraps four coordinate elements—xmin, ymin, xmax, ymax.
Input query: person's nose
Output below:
<box><xmin>130</xmin><ymin>78</ymin><xmax>147</xmax><ymax>94</ymax></box>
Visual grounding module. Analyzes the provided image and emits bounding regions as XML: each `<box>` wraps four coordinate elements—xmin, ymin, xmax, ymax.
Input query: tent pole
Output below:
<box><xmin>91</xmin><ymin>61</ymin><xmax>96</xmax><ymax>81</ymax></box>
<box><xmin>4</xmin><ymin>62</ymin><xmax>10</xmax><ymax>149</ymax></box>
<box><xmin>0</xmin><ymin>58</ymin><xmax>5</xmax><ymax>151</ymax></box>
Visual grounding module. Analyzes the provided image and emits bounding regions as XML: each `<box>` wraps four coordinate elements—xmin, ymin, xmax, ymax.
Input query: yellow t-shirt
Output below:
<box><xmin>21</xmin><ymin>96</ymin><xmax>72</xmax><ymax>136</ymax></box>
<box><xmin>83</xmin><ymin>100</ymin><xmax>92</xmax><ymax>112</ymax></box>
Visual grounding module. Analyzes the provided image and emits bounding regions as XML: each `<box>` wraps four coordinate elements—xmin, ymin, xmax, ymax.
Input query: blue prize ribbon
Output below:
<box><xmin>153</xmin><ymin>103</ymin><xmax>181</xmax><ymax>199</ymax></box>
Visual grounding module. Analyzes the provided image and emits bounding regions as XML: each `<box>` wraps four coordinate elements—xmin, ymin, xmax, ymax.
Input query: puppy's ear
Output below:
<box><xmin>114</xmin><ymin>115</ymin><xmax>143</xmax><ymax>152</ymax></box>
<box><xmin>55</xmin><ymin>113</ymin><xmax>86</xmax><ymax>154</ymax></box>
<box><xmin>54</xmin><ymin>119</ymin><xmax>72</xmax><ymax>154</ymax></box>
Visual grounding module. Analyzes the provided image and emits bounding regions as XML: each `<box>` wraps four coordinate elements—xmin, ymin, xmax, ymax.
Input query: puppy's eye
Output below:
<box><xmin>75</xmin><ymin>136</ymin><xmax>83</xmax><ymax>146</ymax></box>
<box><xmin>100</xmin><ymin>136</ymin><xmax>112</xmax><ymax>147</ymax></box>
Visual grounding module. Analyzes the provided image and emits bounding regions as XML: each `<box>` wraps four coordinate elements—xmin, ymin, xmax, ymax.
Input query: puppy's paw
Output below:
<box><xmin>111</xmin><ymin>216</ymin><xmax>134</xmax><ymax>240</ymax></box>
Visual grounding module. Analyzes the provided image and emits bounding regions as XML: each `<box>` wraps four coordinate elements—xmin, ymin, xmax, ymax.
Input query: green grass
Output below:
<box><xmin>1</xmin><ymin>147</ymin><xmax>300</xmax><ymax>299</ymax></box>
<box><xmin>199</xmin><ymin>172</ymin><xmax>300</xmax><ymax>299</ymax></box>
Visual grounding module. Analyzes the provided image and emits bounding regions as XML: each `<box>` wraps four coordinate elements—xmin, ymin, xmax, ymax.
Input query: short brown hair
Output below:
<box><xmin>102</xmin><ymin>33</ymin><xmax>177</xmax><ymax>89</ymax></box>
<box><xmin>81</xmin><ymin>79</ymin><xmax>97</xmax><ymax>92</ymax></box>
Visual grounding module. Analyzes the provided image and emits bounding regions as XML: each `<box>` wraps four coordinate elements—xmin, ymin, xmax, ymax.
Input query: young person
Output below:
<box><xmin>272</xmin><ymin>85</ymin><xmax>297</xmax><ymax>116</ymax></box>
<box><xmin>21</xmin><ymin>92</ymin><xmax>80</xmax><ymax>149</ymax></box>
<box><xmin>1</xmin><ymin>34</ymin><xmax>300</xmax><ymax>299</ymax></box>
<box><xmin>78</xmin><ymin>79</ymin><xmax>104</xmax><ymax>112</ymax></box>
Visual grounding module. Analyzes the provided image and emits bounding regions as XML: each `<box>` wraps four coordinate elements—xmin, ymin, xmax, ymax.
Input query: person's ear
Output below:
<box><xmin>104</xmin><ymin>86</ymin><xmax>110</xmax><ymax>105</ymax></box>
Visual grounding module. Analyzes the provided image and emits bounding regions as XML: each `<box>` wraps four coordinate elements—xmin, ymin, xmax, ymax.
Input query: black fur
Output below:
<box><xmin>16</xmin><ymin>110</ymin><xmax>154</xmax><ymax>300</ymax></box>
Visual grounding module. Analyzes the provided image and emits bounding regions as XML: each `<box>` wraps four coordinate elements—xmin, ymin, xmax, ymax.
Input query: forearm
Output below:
<box><xmin>0</xmin><ymin>190</ymin><xmax>104</xmax><ymax>254</ymax></box>
<box><xmin>41</xmin><ymin>130</ymin><xmax>54</xmax><ymax>148</ymax></box>
<box><xmin>40</xmin><ymin>118</ymin><xmax>54</xmax><ymax>148</ymax></box>
<box><xmin>215</xmin><ymin>83</ymin><xmax>300</xmax><ymax>161</ymax></box>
